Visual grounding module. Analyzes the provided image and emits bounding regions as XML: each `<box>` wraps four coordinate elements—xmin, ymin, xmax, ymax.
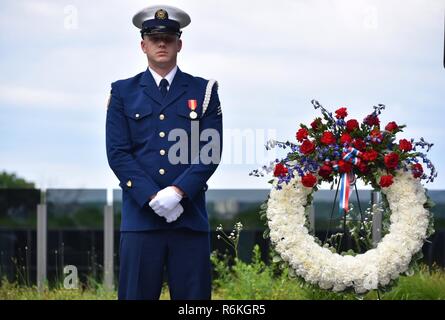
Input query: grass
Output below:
<box><xmin>0</xmin><ymin>281</ymin><xmax>117</xmax><ymax>300</ymax></box>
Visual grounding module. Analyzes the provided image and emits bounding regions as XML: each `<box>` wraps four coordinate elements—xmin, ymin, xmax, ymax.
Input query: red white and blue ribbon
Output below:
<box><xmin>342</xmin><ymin>147</ymin><xmax>362</xmax><ymax>166</ymax></box>
<box><xmin>339</xmin><ymin>172</ymin><xmax>355</xmax><ymax>214</ymax></box>
<box><xmin>325</xmin><ymin>147</ymin><xmax>363</xmax><ymax>214</ymax></box>
<box><xmin>328</xmin><ymin>147</ymin><xmax>362</xmax><ymax>215</ymax></box>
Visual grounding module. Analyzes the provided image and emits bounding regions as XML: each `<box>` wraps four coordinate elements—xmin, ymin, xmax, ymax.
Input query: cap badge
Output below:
<box><xmin>155</xmin><ymin>9</ymin><xmax>168</xmax><ymax>20</ymax></box>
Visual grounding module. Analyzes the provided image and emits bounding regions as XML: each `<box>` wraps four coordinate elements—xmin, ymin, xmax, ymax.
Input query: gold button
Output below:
<box><xmin>159</xmin><ymin>131</ymin><xmax>166</xmax><ymax>138</ymax></box>
<box><xmin>135</xmin><ymin>113</ymin><xmax>140</xmax><ymax>118</ymax></box>
<box><xmin>160</xmin><ymin>149</ymin><xmax>166</xmax><ymax>156</ymax></box>
<box><xmin>159</xmin><ymin>114</ymin><xmax>165</xmax><ymax>120</ymax></box>
<box><xmin>159</xmin><ymin>169</ymin><xmax>165</xmax><ymax>175</ymax></box>
<box><xmin>126</xmin><ymin>180</ymin><xmax>132</xmax><ymax>188</ymax></box>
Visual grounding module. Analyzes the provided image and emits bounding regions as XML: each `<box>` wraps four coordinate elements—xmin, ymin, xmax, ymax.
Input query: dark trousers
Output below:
<box><xmin>118</xmin><ymin>228</ymin><xmax>212</xmax><ymax>300</ymax></box>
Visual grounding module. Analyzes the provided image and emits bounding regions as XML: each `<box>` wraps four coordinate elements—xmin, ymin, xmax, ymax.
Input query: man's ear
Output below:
<box><xmin>141</xmin><ymin>40</ymin><xmax>147</xmax><ymax>53</ymax></box>
<box><xmin>141</xmin><ymin>38</ymin><xmax>147</xmax><ymax>54</ymax></box>
<box><xmin>177</xmin><ymin>39</ymin><xmax>183</xmax><ymax>52</ymax></box>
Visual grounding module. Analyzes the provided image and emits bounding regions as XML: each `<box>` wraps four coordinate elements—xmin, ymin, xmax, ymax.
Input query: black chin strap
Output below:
<box><xmin>140</xmin><ymin>29</ymin><xmax>182</xmax><ymax>39</ymax></box>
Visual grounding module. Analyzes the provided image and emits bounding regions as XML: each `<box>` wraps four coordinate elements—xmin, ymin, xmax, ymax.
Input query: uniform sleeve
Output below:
<box><xmin>106</xmin><ymin>82</ymin><xmax>161</xmax><ymax>208</ymax></box>
<box><xmin>172</xmin><ymin>84</ymin><xmax>223</xmax><ymax>200</ymax></box>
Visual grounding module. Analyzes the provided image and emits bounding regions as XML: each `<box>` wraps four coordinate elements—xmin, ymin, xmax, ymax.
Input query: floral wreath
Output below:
<box><xmin>252</xmin><ymin>101</ymin><xmax>437</xmax><ymax>294</ymax></box>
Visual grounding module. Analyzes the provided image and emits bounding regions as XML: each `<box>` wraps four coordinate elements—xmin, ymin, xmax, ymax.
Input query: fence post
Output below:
<box><xmin>103</xmin><ymin>205</ymin><xmax>114</xmax><ymax>291</ymax></box>
<box><xmin>37</xmin><ymin>204</ymin><xmax>47</xmax><ymax>292</ymax></box>
<box><xmin>371</xmin><ymin>191</ymin><xmax>382</xmax><ymax>247</ymax></box>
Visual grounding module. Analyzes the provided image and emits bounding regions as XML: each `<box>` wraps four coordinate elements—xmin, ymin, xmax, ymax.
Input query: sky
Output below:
<box><xmin>0</xmin><ymin>0</ymin><xmax>444</xmax><ymax>191</ymax></box>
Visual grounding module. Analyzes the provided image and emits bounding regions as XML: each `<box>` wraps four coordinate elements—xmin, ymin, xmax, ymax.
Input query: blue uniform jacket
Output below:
<box><xmin>106</xmin><ymin>68</ymin><xmax>222</xmax><ymax>232</ymax></box>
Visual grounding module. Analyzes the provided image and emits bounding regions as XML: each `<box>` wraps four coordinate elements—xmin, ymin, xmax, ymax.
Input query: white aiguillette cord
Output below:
<box><xmin>202</xmin><ymin>79</ymin><xmax>218</xmax><ymax>116</ymax></box>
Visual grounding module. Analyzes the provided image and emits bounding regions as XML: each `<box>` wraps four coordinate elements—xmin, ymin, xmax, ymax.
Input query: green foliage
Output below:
<box><xmin>369</xmin><ymin>265</ymin><xmax>445</xmax><ymax>300</ymax></box>
<box><xmin>211</xmin><ymin>244</ymin><xmax>445</xmax><ymax>300</ymax></box>
<box><xmin>46</xmin><ymin>205</ymin><xmax>104</xmax><ymax>229</ymax></box>
<box><xmin>0</xmin><ymin>171</ymin><xmax>35</xmax><ymax>188</ymax></box>
<box><xmin>211</xmin><ymin>245</ymin><xmax>306</xmax><ymax>299</ymax></box>
<box><xmin>0</xmin><ymin>276</ymin><xmax>117</xmax><ymax>300</ymax></box>
<box><xmin>258</xmin><ymin>200</ymin><xmax>270</xmax><ymax>240</ymax></box>
<box><xmin>209</xmin><ymin>205</ymin><xmax>265</xmax><ymax>230</ymax></box>
<box><xmin>215</xmin><ymin>222</ymin><xmax>243</xmax><ymax>259</ymax></box>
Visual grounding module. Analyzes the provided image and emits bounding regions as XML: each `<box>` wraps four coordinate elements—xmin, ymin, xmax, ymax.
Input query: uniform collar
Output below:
<box><xmin>148</xmin><ymin>65</ymin><xmax>178</xmax><ymax>88</ymax></box>
<box><xmin>140</xmin><ymin>67</ymin><xmax>188</xmax><ymax>109</ymax></box>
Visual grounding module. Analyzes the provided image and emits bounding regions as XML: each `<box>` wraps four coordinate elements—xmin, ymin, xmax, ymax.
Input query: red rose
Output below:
<box><xmin>399</xmin><ymin>139</ymin><xmax>412</xmax><ymax>152</ymax></box>
<box><xmin>362</xmin><ymin>149</ymin><xmax>378</xmax><ymax>162</ymax></box>
<box><xmin>357</xmin><ymin>162</ymin><xmax>369</xmax><ymax>173</ymax></box>
<box><xmin>353</xmin><ymin>138</ymin><xmax>366</xmax><ymax>151</ymax></box>
<box><xmin>338</xmin><ymin>160</ymin><xmax>352</xmax><ymax>173</ymax></box>
<box><xmin>318</xmin><ymin>165</ymin><xmax>333</xmax><ymax>179</ymax></box>
<box><xmin>302</xmin><ymin>173</ymin><xmax>317</xmax><ymax>188</ymax></box>
<box><xmin>340</xmin><ymin>133</ymin><xmax>352</xmax><ymax>145</ymax></box>
<box><xmin>412</xmin><ymin>163</ymin><xmax>423</xmax><ymax>178</ymax></box>
<box><xmin>346</xmin><ymin>119</ymin><xmax>359</xmax><ymax>132</ymax></box>
<box><xmin>273</xmin><ymin>163</ymin><xmax>288</xmax><ymax>177</ymax></box>
<box><xmin>300</xmin><ymin>140</ymin><xmax>316</xmax><ymax>155</ymax></box>
<box><xmin>384</xmin><ymin>152</ymin><xmax>399</xmax><ymax>170</ymax></box>
<box><xmin>364</xmin><ymin>114</ymin><xmax>380</xmax><ymax>126</ymax></box>
<box><xmin>385</xmin><ymin>121</ymin><xmax>398</xmax><ymax>132</ymax></box>
<box><xmin>311</xmin><ymin>118</ymin><xmax>322</xmax><ymax>130</ymax></box>
<box><xmin>335</xmin><ymin>107</ymin><xmax>348</xmax><ymax>119</ymax></box>
<box><xmin>370</xmin><ymin>129</ymin><xmax>382</xmax><ymax>138</ymax></box>
<box><xmin>296</xmin><ymin>128</ymin><xmax>309</xmax><ymax>142</ymax></box>
<box><xmin>370</xmin><ymin>129</ymin><xmax>383</xmax><ymax>144</ymax></box>
<box><xmin>379</xmin><ymin>175</ymin><xmax>394</xmax><ymax>188</ymax></box>
<box><xmin>320</xmin><ymin>131</ymin><xmax>336</xmax><ymax>145</ymax></box>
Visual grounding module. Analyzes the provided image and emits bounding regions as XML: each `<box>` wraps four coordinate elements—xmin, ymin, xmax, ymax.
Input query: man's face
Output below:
<box><xmin>141</xmin><ymin>33</ymin><xmax>182</xmax><ymax>67</ymax></box>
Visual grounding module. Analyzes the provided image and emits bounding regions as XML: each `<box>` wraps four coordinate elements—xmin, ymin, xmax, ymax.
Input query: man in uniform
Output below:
<box><xmin>105</xmin><ymin>4</ymin><xmax>222</xmax><ymax>300</ymax></box>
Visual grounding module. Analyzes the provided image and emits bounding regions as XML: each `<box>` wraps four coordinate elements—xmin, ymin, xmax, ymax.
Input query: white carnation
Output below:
<box><xmin>266</xmin><ymin>169</ymin><xmax>430</xmax><ymax>293</ymax></box>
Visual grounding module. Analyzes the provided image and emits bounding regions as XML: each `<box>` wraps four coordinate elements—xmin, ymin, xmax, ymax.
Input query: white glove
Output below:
<box><xmin>164</xmin><ymin>203</ymin><xmax>184</xmax><ymax>223</ymax></box>
<box><xmin>149</xmin><ymin>186</ymin><xmax>182</xmax><ymax>217</ymax></box>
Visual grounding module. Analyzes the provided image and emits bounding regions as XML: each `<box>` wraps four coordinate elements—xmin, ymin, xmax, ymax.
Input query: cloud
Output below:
<box><xmin>0</xmin><ymin>0</ymin><xmax>444</xmax><ymax>189</ymax></box>
<box><xmin>0</xmin><ymin>84</ymin><xmax>107</xmax><ymax>110</ymax></box>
